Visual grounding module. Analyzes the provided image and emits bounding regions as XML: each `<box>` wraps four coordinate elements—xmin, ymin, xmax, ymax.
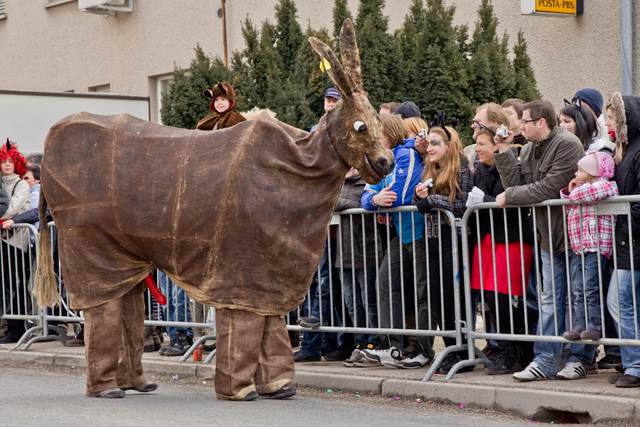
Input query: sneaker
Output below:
<box><xmin>362</xmin><ymin>346</ymin><xmax>402</xmax><ymax>366</ymax></box>
<box><xmin>159</xmin><ymin>339</ymin><xmax>176</xmax><ymax>355</ymax></box>
<box><xmin>598</xmin><ymin>354</ymin><xmax>623</xmax><ymax>370</ymax></box>
<box><xmin>162</xmin><ymin>334</ymin><xmax>193</xmax><ymax>356</ymax></box>
<box><xmin>513</xmin><ymin>361</ymin><xmax>550</xmax><ymax>382</ymax></box>
<box><xmin>557</xmin><ymin>361</ymin><xmax>588</xmax><ymax>380</ymax></box>
<box><xmin>351</xmin><ymin>344</ymin><xmax>377</xmax><ymax>367</ymax></box>
<box><xmin>562</xmin><ymin>329</ymin><xmax>582</xmax><ymax>341</ymax></box>
<box><xmin>397</xmin><ymin>351</ymin><xmax>432</xmax><ymax>369</ymax></box>
<box><xmin>580</xmin><ymin>329</ymin><xmax>602</xmax><ymax>341</ymax></box>
<box><xmin>122</xmin><ymin>382</ymin><xmax>158</xmax><ymax>393</ymax></box>
<box><xmin>343</xmin><ymin>345</ymin><xmax>365</xmax><ymax>367</ymax></box>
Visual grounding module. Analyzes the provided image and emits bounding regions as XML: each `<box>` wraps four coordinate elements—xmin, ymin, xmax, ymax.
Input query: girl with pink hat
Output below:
<box><xmin>561</xmin><ymin>151</ymin><xmax>618</xmax><ymax>343</ymax></box>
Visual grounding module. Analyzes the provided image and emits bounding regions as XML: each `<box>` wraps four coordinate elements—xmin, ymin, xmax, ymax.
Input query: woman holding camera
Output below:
<box><xmin>413</xmin><ymin>116</ymin><xmax>473</xmax><ymax>374</ymax></box>
<box><xmin>466</xmin><ymin>125</ymin><xmax>534</xmax><ymax>375</ymax></box>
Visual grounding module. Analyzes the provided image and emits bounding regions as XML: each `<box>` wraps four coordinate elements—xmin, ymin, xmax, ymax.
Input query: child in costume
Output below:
<box><xmin>561</xmin><ymin>152</ymin><xmax>618</xmax><ymax>342</ymax></box>
<box><xmin>196</xmin><ymin>82</ymin><xmax>246</xmax><ymax>131</ymax></box>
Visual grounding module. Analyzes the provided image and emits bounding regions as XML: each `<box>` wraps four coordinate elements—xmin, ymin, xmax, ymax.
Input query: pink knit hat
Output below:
<box><xmin>577</xmin><ymin>152</ymin><xmax>615</xmax><ymax>179</ymax></box>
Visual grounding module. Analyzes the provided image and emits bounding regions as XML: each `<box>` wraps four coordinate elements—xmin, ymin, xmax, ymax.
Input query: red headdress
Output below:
<box><xmin>1</xmin><ymin>139</ymin><xmax>27</xmax><ymax>178</ymax></box>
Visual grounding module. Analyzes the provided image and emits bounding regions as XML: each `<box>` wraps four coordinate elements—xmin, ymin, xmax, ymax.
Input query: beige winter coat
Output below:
<box><xmin>1</xmin><ymin>174</ymin><xmax>31</xmax><ymax>252</ymax></box>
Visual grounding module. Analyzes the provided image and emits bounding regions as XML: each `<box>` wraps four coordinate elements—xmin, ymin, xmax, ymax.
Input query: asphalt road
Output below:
<box><xmin>0</xmin><ymin>364</ymin><xmax>537</xmax><ymax>427</ymax></box>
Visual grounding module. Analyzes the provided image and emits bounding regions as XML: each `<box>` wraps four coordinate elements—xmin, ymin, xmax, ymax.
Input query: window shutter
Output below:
<box><xmin>0</xmin><ymin>1</ymin><xmax>5</xmax><ymax>16</ymax></box>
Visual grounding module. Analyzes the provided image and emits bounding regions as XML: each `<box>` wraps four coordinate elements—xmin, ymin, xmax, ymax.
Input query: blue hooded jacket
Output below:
<box><xmin>361</xmin><ymin>137</ymin><xmax>425</xmax><ymax>244</ymax></box>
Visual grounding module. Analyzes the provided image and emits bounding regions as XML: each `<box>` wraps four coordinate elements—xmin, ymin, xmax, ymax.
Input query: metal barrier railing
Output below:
<box><xmin>456</xmin><ymin>195</ymin><xmax>640</xmax><ymax>378</ymax></box>
<box><xmin>3</xmin><ymin>196</ymin><xmax>638</xmax><ymax>381</ymax></box>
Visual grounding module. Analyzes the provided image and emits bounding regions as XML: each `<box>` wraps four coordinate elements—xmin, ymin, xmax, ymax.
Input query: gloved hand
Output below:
<box><xmin>466</xmin><ymin>186</ymin><xmax>485</xmax><ymax>208</ymax></box>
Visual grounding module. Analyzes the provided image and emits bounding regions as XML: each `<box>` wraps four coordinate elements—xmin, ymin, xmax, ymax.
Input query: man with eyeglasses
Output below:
<box><xmin>493</xmin><ymin>99</ymin><xmax>590</xmax><ymax>383</ymax></box>
<box><xmin>465</xmin><ymin>103</ymin><xmax>510</xmax><ymax>170</ymax></box>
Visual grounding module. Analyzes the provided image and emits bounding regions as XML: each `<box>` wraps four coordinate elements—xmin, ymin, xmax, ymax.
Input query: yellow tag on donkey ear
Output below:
<box><xmin>319</xmin><ymin>58</ymin><xmax>331</xmax><ymax>72</ymax></box>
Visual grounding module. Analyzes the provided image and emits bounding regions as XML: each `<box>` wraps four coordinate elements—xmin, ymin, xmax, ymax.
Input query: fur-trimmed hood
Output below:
<box><xmin>605</xmin><ymin>92</ymin><xmax>640</xmax><ymax>163</ymax></box>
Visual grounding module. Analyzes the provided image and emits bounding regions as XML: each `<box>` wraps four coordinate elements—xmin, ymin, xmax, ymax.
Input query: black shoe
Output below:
<box><xmin>598</xmin><ymin>354</ymin><xmax>623</xmax><ymax>370</ymax></box>
<box><xmin>293</xmin><ymin>350</ymin><xmax>321</xmax><ymax>362</ymax></box>
<box><xmin>122</xmin><ymin>382</ymin><xmax>158</xmax><ymax>393</ymax></box>
<box><xmin>438</xmin><ymin>353</ymin><xmax>474</xmax><ymax>374</ymax></box>
<box><xmin>162</xmin><ymin>334</ymin><xmax>193</xmax><ymax>356</ymax></box>
<box><xmin>240</xmin><ymin>391</ymin><xmax>259</xmax><ymax>401</ymax></box>
<box><xmin>259</xmin><ymin>385</ymin><xmax>297</xmax><ymax>399</ymax></box>
<box><xmin>0</xmin><ymin>334</ymin><xmax>20</xmax><ymax>344</ymax></box>
<box><xmin>324</xmin><ymin>345</ymin><xmax>354</xmax><ymax>361</ymax></box>
<box><xmin>203</xmin><ymin>343</ymin><xmax>216</xmax><ymax>352</ymax></box>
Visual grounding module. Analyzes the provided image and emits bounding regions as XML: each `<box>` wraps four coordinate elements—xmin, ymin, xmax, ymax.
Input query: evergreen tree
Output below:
<box><xmin>512</xmin><ymin>29</ymin><xmax>541</xmax><ymax>101</ymax></box>
<box><xmin>395</xmin><ymin>0</ymin><xmax>426</xmax><ymax>101</ymax></box>
<box><xmin>332</xmin><ymin>0</ymin><xmax>353</xmax><ymax>50</ymax></box>
<box><xmin>353</xmin><ymin>0</ymin><xmax>401</xmax><ymax>107</ymax></box>
<box><xmin>160</xmin><ymin>45</ymin><xmax>232</xmax><ymax>129</ymax></box>
<box><xmin>281</xmin><ymin>27</ymin><xmax>334</xmax><ymax>130</ymax></box>
<box><xmin>412</xmin><ymin>0</ymin><xmax>474</xmax><ymax>143</ymax></box>
<box><xmin>466</xmin><ymin>0</ymin><xmax>515</xmax><ymax>105</ymax></box>
<box><xmin>275</xmin><ymin>0</ymin><xmax>304</xmax><ymax>79</ymax></box>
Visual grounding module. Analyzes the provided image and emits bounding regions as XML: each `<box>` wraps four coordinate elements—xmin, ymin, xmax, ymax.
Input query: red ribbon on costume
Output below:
<box><xmin>144</xmin><ymin>274</ymin><xmax>167</xmax><ymax>305</ymax></box>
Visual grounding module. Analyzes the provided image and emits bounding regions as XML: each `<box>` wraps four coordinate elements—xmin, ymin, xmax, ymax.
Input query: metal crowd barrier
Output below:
<box><xmin>456</xmin><ymin>195</ymin><xmax>640</xmax><ymax>379</ymax></box>
<box><xmin>4</xmin><ymin>196</ymin><xmax>638</xmax><ymax>380</ymax></box>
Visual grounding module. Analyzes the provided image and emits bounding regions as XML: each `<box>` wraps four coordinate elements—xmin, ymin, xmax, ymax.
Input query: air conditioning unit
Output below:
<box><xmin>79</xmin><ymin>0</ymin><xmax>132</xmax><ymax>16</ymax></box>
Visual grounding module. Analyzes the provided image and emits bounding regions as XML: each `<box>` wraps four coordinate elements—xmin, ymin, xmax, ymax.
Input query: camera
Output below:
<box><xmin>422</xmin><ymin>178</ymin><xmax>433</xmax><ymax>189</ymax></box>
<box><xmin>496</xmin><ymin>126</ymin><xmax>509</xmax><ymax>138</ymax></box>
<box><xmin>418</xmin><ymin>128</ymin><xmax>428</xmax><ymax>139</ymax></box>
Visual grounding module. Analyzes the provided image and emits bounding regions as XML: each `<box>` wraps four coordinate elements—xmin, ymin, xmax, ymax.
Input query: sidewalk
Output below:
<box><xmin>1</xmin><ymin>338</ymin><xmax>639</xmax><ymax>424</ymax></box>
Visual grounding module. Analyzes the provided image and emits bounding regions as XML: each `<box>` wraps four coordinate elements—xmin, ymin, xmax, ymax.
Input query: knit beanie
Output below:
<box><xmin>394</xmin><ymin>101</ymin><xmax>421</xmax><ymax>119</ymax></box>
<box><xmin>573</xmin><ymin>89</ymin><xmax>603</xmax><ymax>119</ymax></box>
<box><xmin>577</xmin><ymin>152</ymin><xmax>615</xmax><ymax>179</ymax></box>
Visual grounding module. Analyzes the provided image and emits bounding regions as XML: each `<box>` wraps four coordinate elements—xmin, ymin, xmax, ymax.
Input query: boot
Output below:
<box><xmin>163</xmin><ymin>333</ymin><xmax>193</xmax><ymax>356</ymax></box>
<box><xmin>483</xmin><ymin>341</ymin><xmax>522</xmax><ymax>375</ymax></box>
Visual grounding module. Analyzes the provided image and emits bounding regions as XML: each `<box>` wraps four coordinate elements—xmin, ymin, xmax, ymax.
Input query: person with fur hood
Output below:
<box><xmin>603</xmin><ymin>91</ymin><xmax>640</xmax><ymax>388</ymax></box>
<box><xmin>0</xmin><ymin>140</ymin><xmax>31</xmax><ymax>344</ymax></box>
<box><xmin>196</xmin><ymin>82</ymin><xmax>246</xmax><ymax>131</ymax></box>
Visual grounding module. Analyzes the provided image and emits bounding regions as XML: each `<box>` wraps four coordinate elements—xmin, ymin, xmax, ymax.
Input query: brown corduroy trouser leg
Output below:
<box><xmin>84</xmin><ymin>285</ymin><xmax>146</xmax><ymax>394</ymax></box>
<box><xmin>214</xmin><ymin>308</ymin><xmax>294</xmax><ymax>400</ymax></box>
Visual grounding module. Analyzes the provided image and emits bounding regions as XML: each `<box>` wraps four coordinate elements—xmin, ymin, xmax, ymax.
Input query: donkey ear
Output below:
<box><xmin>339</xmin><ymin>18</ymin><xmax>363</xmax><ymax>93</ymax></box>
<box><xmin>309</xmin><ymin>37</ymin><xmax>352</xmax><ymax>98</ymax></box>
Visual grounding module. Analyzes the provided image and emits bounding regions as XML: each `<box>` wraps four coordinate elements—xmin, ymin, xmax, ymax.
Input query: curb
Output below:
<box><xmin>3</xmin><ymin>350</ymin><xmax>639</xmax><ymax>423</ymax></box>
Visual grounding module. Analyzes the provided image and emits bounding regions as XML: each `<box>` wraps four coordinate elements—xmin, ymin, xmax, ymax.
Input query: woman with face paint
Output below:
<box><xmin>413</xmin><ymin>117</ymin><xmax>474</xmax><ymax>374</ymax></box>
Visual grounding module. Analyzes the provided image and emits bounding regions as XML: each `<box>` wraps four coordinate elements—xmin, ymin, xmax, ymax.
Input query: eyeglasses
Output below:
<box><xmin>522</xmin><ymin>118</ymin><xmax>539</xmax><ymax>125</ymax></box>
<box><xmin>472</xmin><ymin>120</ymin><xmax>496</xmax><ymax>137</ymax></box>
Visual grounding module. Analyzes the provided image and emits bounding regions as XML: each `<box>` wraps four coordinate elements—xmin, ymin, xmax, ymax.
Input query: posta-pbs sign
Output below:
<box><xmin>521</xmin><ymin>0</ymin><xmax>584</xmax><ymax>16</ymax></box>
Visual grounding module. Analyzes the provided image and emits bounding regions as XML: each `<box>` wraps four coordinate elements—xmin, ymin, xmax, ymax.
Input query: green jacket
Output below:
<box><xmin>494</xmin><ymin>126</ymin><xmax>584</xmax><ymax>255</ymax></box>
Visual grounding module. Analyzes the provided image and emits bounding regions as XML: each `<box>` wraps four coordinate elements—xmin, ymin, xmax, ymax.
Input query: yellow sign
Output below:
<box><xmin>535</xmin><ymin>0</ymin><xmax>577</xmax><ymax>14</ymax></box>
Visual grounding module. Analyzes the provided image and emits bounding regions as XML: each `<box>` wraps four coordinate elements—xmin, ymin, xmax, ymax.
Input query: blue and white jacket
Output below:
<box><xmin>361</xmin><ymin>137</ymin><xmax>425</xmax><ymax>244</ymax></box>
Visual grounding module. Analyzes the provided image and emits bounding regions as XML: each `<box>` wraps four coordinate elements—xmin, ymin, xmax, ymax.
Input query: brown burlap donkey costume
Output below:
<box><xmin>35</xmin><ymin>19</ymin><xmax>393</xmax><ymax>400</ymax></box>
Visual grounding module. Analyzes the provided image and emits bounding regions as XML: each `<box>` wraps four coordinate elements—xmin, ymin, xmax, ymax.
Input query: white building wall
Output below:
<box><xmin>0</xmin><ymin>0</ymin><xmax>635</xmax><ymax>123</ymax></box>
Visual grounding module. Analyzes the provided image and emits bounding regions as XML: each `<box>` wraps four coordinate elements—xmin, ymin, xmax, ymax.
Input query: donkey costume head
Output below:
<box><xmin>309</xmin><ymin>19</ymin><xmax>394</xmax><ymax>184</ymax></box>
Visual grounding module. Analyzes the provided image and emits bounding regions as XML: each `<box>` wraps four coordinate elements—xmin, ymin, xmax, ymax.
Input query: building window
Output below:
<box><xmin>156</xmin><ymin>75</ymin><xmax>173</xmax><ymax>124</ymax></box>
<box><xmin>89</xmin><ymin>83</ymin><xmax>111</xmax><ymax>93</ymax></box>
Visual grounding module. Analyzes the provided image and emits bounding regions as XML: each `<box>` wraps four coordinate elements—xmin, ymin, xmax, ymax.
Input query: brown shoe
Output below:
<box><xmin>615</xmin><ymin>374</ymin><xmax>640</xmax><ymax>388</ymax></box>
<box><xmin>608</xmin><ymin>373</ymin><xmax>624</xmax><ymax>384</ymax></box>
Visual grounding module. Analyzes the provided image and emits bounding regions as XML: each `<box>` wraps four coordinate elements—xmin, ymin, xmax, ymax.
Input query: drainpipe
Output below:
<box><xmin>621</xmin><ymin>0</ymin><xmax>633</xmax><ymax>95</ymax></box>
<box><xmin>222</xmin><ymin>0</ymin><xmax>228</xmax><ymax>67</ymax></box>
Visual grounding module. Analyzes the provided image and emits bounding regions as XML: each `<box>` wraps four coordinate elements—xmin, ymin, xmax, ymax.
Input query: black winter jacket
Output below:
<box><xmin>470</xmin><ymin>161</ymin><xmax>534</xmax><ymax>246</ymax></box>
<box><xmin>612</xmin><ymin>96</ymin><xmax>640</xmax><ymax>270</ymax></box>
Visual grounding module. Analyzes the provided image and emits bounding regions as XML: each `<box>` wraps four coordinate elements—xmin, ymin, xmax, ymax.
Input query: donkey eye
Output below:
<box><xmin>353</xmin><ymin>121</ymin><xmax>367</xmax><ymax>132</ymax></box>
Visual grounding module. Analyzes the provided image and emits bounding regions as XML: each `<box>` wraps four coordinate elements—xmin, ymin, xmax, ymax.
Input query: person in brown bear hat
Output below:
<box><xmin>196</xmin><ymin>82</ymin><xmax>246</xmax><ymax>131</ymax></box>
